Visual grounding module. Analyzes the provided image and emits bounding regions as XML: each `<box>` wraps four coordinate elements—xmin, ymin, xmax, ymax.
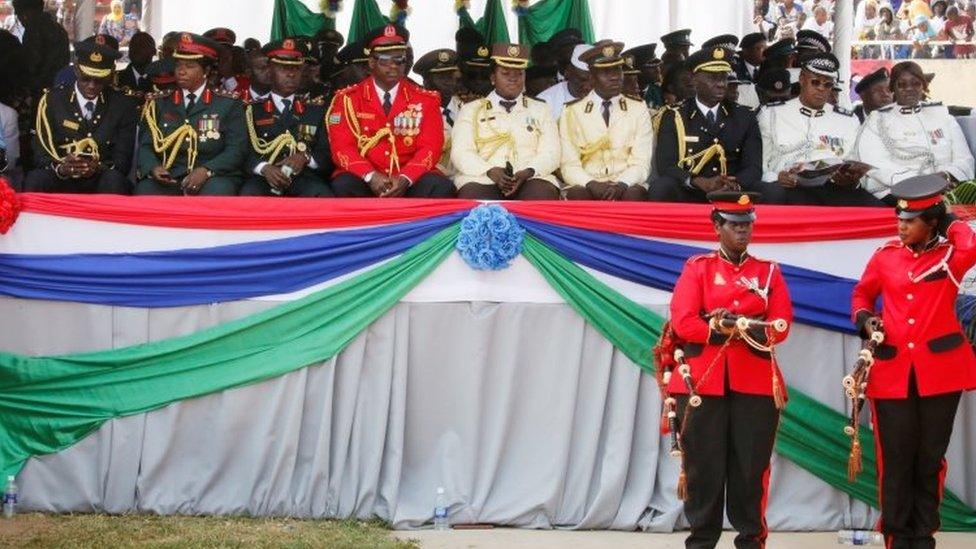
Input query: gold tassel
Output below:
<box><xmin>848</xmin><ymin>439</ymin><xmax>863</xmax><ymax>482</ymax></box>
<box><xmin>772</xmin><ymin>373</ymin><xmax>786</xmax><ymax>410</ymax></box>
<box><xmin>676</xmin><ymin>469</ymin><xmax>688</xmax><ymax>501</ymax></box>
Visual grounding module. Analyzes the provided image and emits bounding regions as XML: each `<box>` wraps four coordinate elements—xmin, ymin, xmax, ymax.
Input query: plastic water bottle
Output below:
<box><xmin>838</xmin><ymin>529</ymin><xmax>884</xmax><ymax>545</ymax></box>
<box><xmin>433</xmin><ymin>486</ymin><xmax>449</xmax><ymax>531</ymax></box>
<box><xmin>3</xmin><ymin>475</ymin><xmax>17</xmax><ymax>518</ymax></box>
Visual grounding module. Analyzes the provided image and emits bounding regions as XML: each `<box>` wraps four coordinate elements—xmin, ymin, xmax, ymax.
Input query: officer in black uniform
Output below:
<box><xmin>241</xmin><ymin>38</ymin><xmax>333</xmax><ymax>197</ymax></box>
<box><xmin>24</xmin><ymin>37</ymin><xmax>136</xmax><ymax>194</ymax></box>
<box><xmin>649</xmin><ymin>47</ymin><xmax>764</xmax><ymax>203</ymax></box>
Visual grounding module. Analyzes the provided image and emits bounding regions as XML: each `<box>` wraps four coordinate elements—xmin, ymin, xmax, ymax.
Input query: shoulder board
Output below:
<box><xmin>306</xmin><ymin>96</ymin><xmax>327</xmax><ymax>107</ymax></box>
<box><xmin>146</xmin><ymin>89</ymin><xmax>175</xmax><ymax>101</ymax></box>
<box><xmin>833</xmin><ymin>105</ymin><xmax>854</xmax><ymax>117</ymax></box>
<box><xmin>688</xmin><ymin>252</ymin><xmax>717</xmax><ymax>263</ymax></box>
<box><xmin>525</xmin><ymin>95</ymin><xmax>545</xmax><ymax>104</ymax></box>
<box><xmin>764</xmin><ymin>100</ymin><xmax>786</xmax><ymax>108</ymax></box>
<box><xmin>876</xmin><ymin>104</ymin><xmax>895</xmax><ymax>113</ymax></box>
<box><xmin>213</xmin><ymin>88</ymin><xmax>241</xmax><ymax>100</ymax></box>
<box><xmin>53</xmin><ymin>83</ymin><xmax>69</xmax><ymax>92</ymax></box>
<box><xmin>921</xmin><ymin>101</ymin><xmax>944</xmax><ymax>108</ymax></box>
<box><xmin>564</xmin><ymin>96</ymin><xmax>586</xmax><ymax>107</ymax></box>
<box><xmin>333</xmin><ymin>83</ymin><xmax>358</xmax><ymax>96</ymax></box>
<box><xmin>878</xmin><ymin>239</ymin><xmax>902</xmax><ymax>251</ymax></box>
<box><xmin>749</xmin><ymin>255</ymin><xmax>776</xmax><ymax>265</ymax></box>
<box><xmin>623</xmin><ymin>93</ymin><xmax>642</xmax><ymax>102</ymax></box>
<box><xmin>114</xmin><ymin>86</ymin><xmax>143</xmax><ymax>98</ymax></box>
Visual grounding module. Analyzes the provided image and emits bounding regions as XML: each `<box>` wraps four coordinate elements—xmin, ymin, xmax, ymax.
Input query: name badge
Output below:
<box><xmin>684</xmin><ymin>135</ymin><xmax>700</xmax><ymax>143</ymax></box>
<box><xmin>63</xmin><ymin>120</ymin><xmax>80</xmax><ymax>131</ymax></box>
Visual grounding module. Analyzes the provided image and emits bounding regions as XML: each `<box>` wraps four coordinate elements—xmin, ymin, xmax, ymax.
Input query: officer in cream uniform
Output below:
<box><xmin>853</xmin><ymin>61</ymin><xmax>975</xmax><ymax>204</ymax></box>
<box><xmin>559</xmin><ymin>40</ymin><xmax>653</xmax><ymax>201</ymax></box>
<box><xmin>451</xmin><ymin>43</ymin><xmax>560</xmax><ymax>200</ymax></box>
<box><xmin>756</xmin><ymin>53</ymin><xmax>883</xmax><ymax>206</ymax></box>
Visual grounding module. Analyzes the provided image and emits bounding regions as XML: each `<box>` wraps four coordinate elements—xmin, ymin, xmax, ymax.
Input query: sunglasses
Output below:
<box><xmin>373</xmin><ymin>55</ymin><xmax>407</xmax><ymax>66</ymax></box>
<box><xmin>809</xmin><ymin>78</ymin><xmax>836</xmax><ymax>90</ymax></box>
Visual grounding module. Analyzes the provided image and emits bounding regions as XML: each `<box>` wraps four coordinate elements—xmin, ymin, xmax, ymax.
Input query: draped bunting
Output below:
<box><xmin>270</xmin><ymin>0</ymin><xmax>333</xmax><ymax>41</ymax></box>
<box><xmin>0</xmin><ymin>224</ymin><xmax>458</xmax><ymax>479</ymax></box>
<box><xmin>1</xmin><ymin>198</ymin><xmax>974</xmax><ymax>530</ymax></box>
<box><xmin>0</xmin><ymin>214</ymin><xmax>462</xmax><ymax>307</ymax></box>
<box><xmin>518</xmin><ymin>218</ymin><xmax>858</xmax><ymax>332</ymax></box>
<box><xmin>515</xmin><ymin>0</ymin><xmax>595</xmax><ymax>47</ymax></box>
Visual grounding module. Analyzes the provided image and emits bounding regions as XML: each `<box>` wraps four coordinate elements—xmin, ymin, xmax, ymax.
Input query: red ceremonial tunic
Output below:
<box><xmin>668</xmin><ymin>251</ymin><xmax>793</xmax><ymax>397</ymax></box>
<box><xmin>326</xmin><ymin>76</ymin><xmax>444</xmax><ymax>183</ymax></box>
<box><xmin>851</xmin><ymin>221</ymin><xmax>976</xmax><ymax>398</ymax></box>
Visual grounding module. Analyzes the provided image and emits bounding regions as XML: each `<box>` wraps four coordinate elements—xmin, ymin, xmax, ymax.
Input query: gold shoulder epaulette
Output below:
<box><xmin>213</xmin><ymin>88</ymin><xmax>241</xmax><ymax>100</ymax></box>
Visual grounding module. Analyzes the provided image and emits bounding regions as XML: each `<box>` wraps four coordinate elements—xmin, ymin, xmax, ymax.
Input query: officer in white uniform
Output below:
<box><xmin>853</xmin><ymin>61</ymin><xmax>974</xmax><ymax>204</ymax></box>
<box><xmin>757</xmin><ymin>53</ymin><xmax>884</xmax><ymax>206</ymax></box>
<box><xmin>538</xmin><ymin>44</ymin><xmax>591</xmax><ymax>121</ymax></box>
<box><xmin>451</xmin><ymin>43</ymin><xmax>561</xmax><ymax>200</ymax></box>
<box><xmin>559</xmin><ymin>40</ymin><xmax>653</xmax><ymax>201</ymax></box>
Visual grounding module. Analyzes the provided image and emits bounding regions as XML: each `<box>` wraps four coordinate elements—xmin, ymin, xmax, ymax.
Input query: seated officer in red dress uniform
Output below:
<box><xmin>668</xmin><ymin>191</ymin><xmax>793</xmax><ymax>549</ymax></box>
<box><xmin>851</xmin><ymin>175</ymin><xmax>976</xmax><ymax>549</ymax></box>
<box><xmin>326</xmin><ymin>24</ymin><xmax>455</xmax><ymax>198</ymax></box>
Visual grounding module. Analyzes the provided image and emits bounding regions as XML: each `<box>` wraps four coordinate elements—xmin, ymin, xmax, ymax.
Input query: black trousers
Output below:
<box><xmin>763</xmin><ymin>183</ymin><xmax>887</xmax><ymax>207</ymax></box>
<box><xmin>239</xmin><ymin>173</ymin><xmax>334</xmax><ymax>197</ymax></box>
<box><xmin>331</xmin><ymin>172</ymin><xmax>456</xmax><ymax>198</ymax></box>
<box><xmin>23</xmin><ymin>167</ymin><xmax>130</xmax><ymax>194</ymax></box>
<box><xmin>677</xmin><ymin>391</ymin><xmax>780</xmax><ymax>549</ymax></box>
<box><xmin>871</xmin><ymin>373</ymin><xmax>962</xmax><ymax>549</ymax></box>
<box><xmin>647</xmin><ymin>176</ymin><xmax>785</xmax><ymax>204</ymax></box>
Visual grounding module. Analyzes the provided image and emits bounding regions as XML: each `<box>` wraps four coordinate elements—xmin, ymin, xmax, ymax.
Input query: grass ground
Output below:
<box><xmin>0</xmin><ymin>513</ymin><xmax>418</xmax><ymax>549</ymax></box>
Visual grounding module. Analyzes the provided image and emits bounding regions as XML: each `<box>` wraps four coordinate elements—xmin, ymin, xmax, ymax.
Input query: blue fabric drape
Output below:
<box><xmin>0</xmin><ymin>214</ymin><xmax>463</xmax><ymax>307</ymax></box>
<box><xmin>518</xmin><ymin>217</ymin><xmax>857</xmax><ymax>333</ymax></box>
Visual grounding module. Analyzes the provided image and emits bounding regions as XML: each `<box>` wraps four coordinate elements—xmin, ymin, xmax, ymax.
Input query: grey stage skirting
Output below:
<box><xmin>1</xmin><ymin>298</ymin><xmax>974</xmax><ymax>531</ymax></box>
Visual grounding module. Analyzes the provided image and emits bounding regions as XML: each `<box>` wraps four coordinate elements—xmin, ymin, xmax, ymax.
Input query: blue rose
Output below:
<box><xmin>455</xmin><ymin>204</ymin><xmax>524</xmax><ymax>271</ymax></box>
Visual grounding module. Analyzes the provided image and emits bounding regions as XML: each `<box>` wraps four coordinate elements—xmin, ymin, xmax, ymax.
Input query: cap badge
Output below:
<box><xmin>714</xmin><ymin>48</ymin><xmax>725</xmax><ymax>60</ymax></box>
<box><xmin>774</xmin><ymin>81</ymin><xmax>783</xmax><ymax>90</ymax></box>
<box><xmin>383</xmin><ymin>25</ymin><xmax>396</xmax><ymax>38</ymax></box>
<box><xmin>90</xmin><ymin>52</ymin><xmax>103</xmax><ymax>63</ymax></box>
<box><xmin>897</xmin><ymin>199</ymin><xmax>909</xmax><ymax>209</ymax></box>
<box><xmin>95</xmin><ymin>35</ymin><xmax>105</xmax><ymax>45</ymax></box>
<box><xmin>625</xmin><ymin>56</ymin><xmax>634</xmax><ymax>67</ymax></box>
<box><xmin>181</xmin><ymin>33</ymin><xmax>192</xmax><ymax>43</ymax></box>
<box><xmin>283</xmin><ymin>39</ymin><xmax>295</xmax><ymax>50</ymax></box>
<box><xmin>602</xmin><ymin>45</ymin><xmax>615</xmax><ymax>57</ymax></box>
<box><xmin>477</xmin><ymin>46</ymin><xmax>489</xmax><ymax>57</ymax></box>
<box><xmin>738</xmin><ymin>194</ymin><xmax>751</xmax><ymax>205</ymax></box>
<box><xmin>438</xmin><ymin>51</ymin><xmax>450</xmax><ymax>62</ymax></box>
<box><xmin>508</xmin><ymin>45</ymin><xmax>520</xmax><ymax>57</ymax></box>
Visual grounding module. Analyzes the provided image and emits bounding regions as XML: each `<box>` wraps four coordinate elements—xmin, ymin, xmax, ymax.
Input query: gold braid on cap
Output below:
<box><xmin>141</xmin><ymin>99</ymin><xmax>198</xmax><ymax>171</ymax></box>
<box><xmin>35</xmin><ymin>92</ymin><xmax>101</xmax><ymax>164</ymax></box>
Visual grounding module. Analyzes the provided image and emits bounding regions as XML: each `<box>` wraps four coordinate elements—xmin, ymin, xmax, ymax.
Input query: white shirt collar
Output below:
<box><xmin>182</xmin><ymin>82</ymin><xmax>207</xmax><ymax>107</ymax></box>
<box><xmin>74</xmin><ymin>84</ymin><xmax>98</xmax><ymax>115</ymax></box>
<box><xmin>131</xmin><ymin>66</ymin><xmax>145</xmax><ymax>81</ymax></box>
<box><xmin>488</xmin><ymin>91</ymin><xmax>522</xmax><ymax>108</ymax></box>
<box><xmin>271</xmin><ymin>92</ymin><xmax>296</xmax><ymax>113</ymax></box>
<box><xmin>373</xmin><ymin>78</ymin><xmax>400</xmax><ymax>106</ymax></box>
<box><xmin>588</xmin><ymin>89</ymin><xmax>619</xmax><ymax>105</ymax></box>
<box><xmin>696</xmin><ymin>98</ymin><xmax>720</xmax><ymax>119</ymax></box>
<box><xmin>250</xmin><ymin>87</ymin><xmax>269</xmax><ymax>100</ymax></box>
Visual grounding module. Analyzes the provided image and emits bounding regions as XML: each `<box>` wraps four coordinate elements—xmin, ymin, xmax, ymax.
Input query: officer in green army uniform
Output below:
<box><xmin>135</xmin><ymin>32</ymin><xmax>246</xmax><ymax>195</ymax></box>
<box><xmin>241</xmin><ymin>39</ymin><xmax>333</xmax><ymax>197</ymax></box>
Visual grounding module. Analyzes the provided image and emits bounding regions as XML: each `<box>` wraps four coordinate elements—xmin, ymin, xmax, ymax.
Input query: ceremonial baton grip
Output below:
<box><xmin>673</xmin><ymin>348</ymin><xmax>701</xmax><ymax>407</ymax></box>
<box><xmin>718</xmin><ymin>316</ymin><xmax>789</xmax><ymax>333</ymax></box>
<box><xmin>842</xmin><ymin>327</ymin><xmax>885</xmax><ymax>480</ymax></box>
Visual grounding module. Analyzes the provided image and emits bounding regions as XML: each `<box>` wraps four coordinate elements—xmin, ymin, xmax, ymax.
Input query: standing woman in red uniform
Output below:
<box><xmin>851</xmin><ymin>175</ymin><xmax>976</xmax><ymax>549</ymax></box>
<box><xmin>668</xmin><ymin>191</ymin><xmax>793</xmax><ymax>549</ymax></box>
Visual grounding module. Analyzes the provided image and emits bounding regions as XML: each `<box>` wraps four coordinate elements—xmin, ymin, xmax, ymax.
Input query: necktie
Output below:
<box><xmin>186</xmin><ymin>92</ymin><xmax>197</xmax><ymax>111</ymax></box>
<box><xmin>83</xmin><ymin>101</ymin><xmax>95</xmax><ymax>120</ymax></box>
<box><xmin>443</xmin><ymin>107</ymin><xmax>454</xmax><ymax>127</ymax></box>
<box><xmin>601</xmin><ymin>100</ymin><xmax>612</xmax><ymax>127</ymax></box>
<box><xmin>706</xmin><ymin>109</ymin><xmax>716</xmax><ymax>127</ymax></box>
<box><xmin>383</xmin><ymin>91</ymin><xmax>392</xmax><ymax>115</ymax></box>
<box><xmin>499</xmin><ymin>100</ymin><xmax>516</xmax><ymax>113</ymax></box>
<box><xmin>281</xmin><ymin>98</ymin><xmax>292</xmax><ymax>113</ymax></box>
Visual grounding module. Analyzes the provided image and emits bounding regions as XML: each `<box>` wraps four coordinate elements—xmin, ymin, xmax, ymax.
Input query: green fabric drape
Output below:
<box><xmin>347</xmin><ymin>0</ymin><xmax>389</xmax><ymax>45</ymax></box>
<box><xmin>516</xmin><ymin>0</ymin><xmax>594</xmax><ymax>48</ymax></box>
<box><xmin>520</xmin><ymin>235</ymin><xmax>976</xmax><ymax>531</ymax></box>
<box><xmin>457</xmin><ymin>6</ymin><xmax>477</xmax><ymax>29</ymax></box>
<box><xmin>270</xmin><ymin>0</ymin><xmax>335</xmax><ymax>41</ymax></box>
<box><xmin>473</xmin><ymin>0</ymin><xmax>511</xmax><ymax>45</ymax></box>
<box><xmin>0</xmin><ymin>225</ymin><xmax>459</xmax><ymax>479</ymax></box>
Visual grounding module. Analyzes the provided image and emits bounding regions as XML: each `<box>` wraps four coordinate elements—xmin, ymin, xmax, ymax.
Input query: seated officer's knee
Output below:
<box><xmin>96</xmin><ymin>169</ymin><xmax>131</xmax><ymax>195</ymax></box>
<box><xmin>518</xmin><ymin>179</ymin><xmax>560</xmax><ymax>200</ymax></box>
<box><xmin>331</xmin><ymin>173</ymin><xmax>373</xmax><ymax>197</ymax></box>
<box><xmin>239</xmin><ymin>177</ymin><xmax>271</xmax><ymax>196</ymax></box>
<box><xmin>621</xmin><ymin>185</ymin><xmax>647</xmax><ymax>201</ymax></box>
<box><xmin>410</xmin><ymin>173</ymin><xmax>456</xmax><ymax>198</ymax></box>
<box><xmin>196</xmin><ymin>176</ymin><xmax>240</xmax><ymax>196</ymax></box>
<box><xmin>23</xmin><ymin>168</ymin><xmax>56</xmax><ymax>193</ymax></box>
<box><xmin>457</xmin><ymin>182</ymin><xmax>503</xmax><ymax>200</ymax></box>
<box><xmin>564</xmin><ymin>186</ymin><xmax>593</xmax><ymax>200</ymax></box>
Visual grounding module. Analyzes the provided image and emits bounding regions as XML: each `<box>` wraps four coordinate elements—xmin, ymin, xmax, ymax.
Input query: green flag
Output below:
<box><xmin>516</xmin><ymin>0</ymin><xmax>595</xmax><ymax>48</ymax></box>
<box><xmin>475</xmin><ymin>0</ymin><xmax>511</xmax><ymax>45</ymax></box>
<box><xmin>347</xmin><ymin>0</ymin><xmax>389</xmax><ymax>45</ymax></box>
<box><xmin>270</xmin><ymin>0</ymin><xmax>334</xmax><ymax>41</ymax></box>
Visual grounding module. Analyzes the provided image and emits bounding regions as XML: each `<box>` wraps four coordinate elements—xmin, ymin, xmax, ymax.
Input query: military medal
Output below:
<box><xmin>296</xmin><ymin>142</ymin><xmax>308</xmax><ymax>153</ymax></box>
